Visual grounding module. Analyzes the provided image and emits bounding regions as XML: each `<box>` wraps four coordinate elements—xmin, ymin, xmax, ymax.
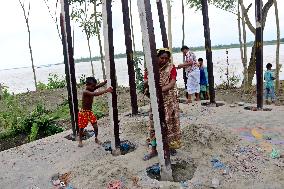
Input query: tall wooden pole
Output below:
<box><xmin>121</xmin><ymin>0</ymin><xmax>138</xmax><ymax>115</ymax></box>
<box><xmin>102</xmin><ymin>0</ymin><xmax>120</xmax><ymax>149</ymax></box>
<box><xmin>181</xmin><ymin>0</ymin><xmax>187</xmax><ymax>96</ymax></box>
<box><xmin>201</xmin><ymin>0</ymin><xmax>216</xmax><ymax>104</ymax></box>
<box><xmin>166</xmin><ymin>0</ymin><xmax>172</xmax><ymax>55</ymax></box>
<box><xmin>60</xmin><ymin>0</ymin><xmax>79</xmax><ymax>136</ymax></box>
<box><xmin>156</xmin><ymin>0</ymin><xmax>168</xmax><ymax>48</ymax></box>
<box><xmin>137</xmin><ymin>0</ymin><xmax>173</xmax><ymax>181</ymax></box>
<box><xmin>255</xmin><ymin>0</ymin><xmax>263</xmax><ymax>109</ymax></box>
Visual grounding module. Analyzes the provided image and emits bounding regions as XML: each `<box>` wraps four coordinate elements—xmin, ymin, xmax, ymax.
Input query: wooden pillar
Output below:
<box><xmin>156</xmin><ymin>0</ymin><xmax>168</xmax><ymax>48</ymax></box>
<box><xmin>137</xmin><ymin>0</ymin><xmax>173</xmax><ymax>181</ymax></box>
<box><xmin>255</xmin><ymin>0</ymin><xmax>263</xmax><ymax>109</ymax></box>
<box><xmin>60</xmin><ymin>0</ymin><xmax>79</xmax><ymax>137</ymax></box>
<box><xmin>121</xmin><ymin>0</ymin><xmax>138</xmax><ymax>115</ymax></box>
<box><xmin>102</xmin><ymin>0</ymin><xmax>120</xmax><ymax>149</ymax></box>
<box><xmin>201</xmin><ymin>0</ymin><xmax>216</xmax><ymax>104</ymax></box>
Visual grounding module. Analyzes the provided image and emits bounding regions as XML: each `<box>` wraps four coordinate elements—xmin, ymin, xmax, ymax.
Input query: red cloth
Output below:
<box><xmin>144</xmin><ymin>66</ymin><xmax>177</xmax><ymax>81</ymax></box>
<box><xmin>78</xmin><ymin>109</ymin><xmax>97</xmax><ymax>129</ymax></box>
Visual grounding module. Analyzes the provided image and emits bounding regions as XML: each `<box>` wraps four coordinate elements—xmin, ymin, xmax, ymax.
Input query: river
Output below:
<box><xmin>0</xmin><ymin>45</ymin><xmax>283</xmax><ymax>93</ymax></box>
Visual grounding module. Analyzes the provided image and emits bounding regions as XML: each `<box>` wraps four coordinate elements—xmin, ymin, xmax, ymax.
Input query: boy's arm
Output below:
<box><xmin>84</xmin><ymin>87</ymin><xmax>113</xmax><ymax>97</ymax></box>
<box><xmin>94</xmin><ymin>80</ymin><xmax>107</xmax><ymax>90</ymax></box>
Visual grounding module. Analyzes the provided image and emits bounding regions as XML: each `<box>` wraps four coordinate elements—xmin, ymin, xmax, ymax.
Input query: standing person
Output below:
<box><xmin>264</xmin><ymin>63</ymin><xmax>276</xmax><ymax>104</ymax></box>
<box><xmin>143</xmin><ymin>48</ymin><xmax>182</xmax><ymax>160</ymax></box>
<box><xmin>78</xmin><ymin>77</ymin><xmax>112</xmax><ymax>147</ymax></box>
<box><xmin>178</xmin><ymin>46</ymin><xmax>200</xmax><ymax>103</ymax></box>
<box><xmin>199</xmin><ymin>58</ymin><xmax>209</xmax><ymax>100</ymax></box>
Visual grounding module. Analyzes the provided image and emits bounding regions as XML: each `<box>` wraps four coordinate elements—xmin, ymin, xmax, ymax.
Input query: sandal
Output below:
<box><xmin>143</xmin><ymin>152</ymin><xmax>158</xmax><ymax>161</ymax></box>
<box><xmin>170</xmin><ymin>149</ymin><xmax>177</xmax><ymax>156</ymax></box>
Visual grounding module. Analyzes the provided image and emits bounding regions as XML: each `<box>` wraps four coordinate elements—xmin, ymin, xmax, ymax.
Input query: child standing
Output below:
<box><xmin>199</xmin><ymin>58</ymin><xmax>209</xmax><ymax>100</ymax></box>
<box><xmin>264</xmin><ymin>63</ymin><xmax>276</xmax><ymax>104</ymax></box>
<box><xmin>78</xmin><ymin>77</ymin><xmax>112</xmax><ymax>147</ymax></box>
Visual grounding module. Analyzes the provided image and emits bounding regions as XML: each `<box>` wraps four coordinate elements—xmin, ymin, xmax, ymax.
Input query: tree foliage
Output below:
<box><xmin>186</xmin><ymin>0</ymin><xmax>237</xmax><ymax>11</ymax></box>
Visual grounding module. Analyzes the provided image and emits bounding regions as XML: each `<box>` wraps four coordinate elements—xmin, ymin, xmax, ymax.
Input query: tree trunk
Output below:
<box><xmin>241</xmin><ymin>2</ymin><xmax>248</xmax><ymax>91</ymax></box>
<box><xmin>241</xmin><ymin>0</ymin><xmax>274</xmax><ymax>86</ymax></box>
<box><xmin>237</xmin><ymin>1</ymin><xmax>245</xmax><ymax>83</ymax></box>
<box><xmin>182</xmin><ymin>0</ymin><xmax>185</xmax><ymax>46</ymax></box>
<box><xmin>182</xmin><ymin>0</ymin><xmax>187</xmax><ymax>91</ymax></box>
<box><xmin>247</xmin><ymin>43</ymin><xmax>256</xmax><ymax>87</ymax></box>
<box><xmin>87</xmin><ymin>35</ymin><xmax>95</xmax><ymax>77</ymax></box>
<box><xmin>129</xmin><ymin>0</ymin><xmax>136</xmax><ymax>53</ymax></box>
<box><xmin>19</xmin><ymin>1</ymin><xmax>37</xmax><ymax>91</ymax></box>
<box><xmin>166</xmin><ymin>0</ymin><xmax>172</xmax><ymax>57</ymax></box>
<box><xmin>273</xmin><ymin>0</ymin><xmax>280</xmax><ymax>93</ymax></box>
<box><xmin>94</xmin><ymin>1</ymin><xmax>106</xmax><ymax>80</ymax></box>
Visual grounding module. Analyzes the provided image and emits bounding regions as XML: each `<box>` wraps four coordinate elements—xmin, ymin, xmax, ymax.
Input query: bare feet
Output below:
<box><xmin>95</xmin><ymin>138</ymin><xmax>102</xmax><ymax>145</ymax></box>
<box><xmin>78</xmin><ymin>141</ymin><xmax>83</xmax><ymax>147</ymax></box>
<box><xmin>143</xmin><ymin>151</ymin><xmax>158</xmax><ymax>161</ymax></box>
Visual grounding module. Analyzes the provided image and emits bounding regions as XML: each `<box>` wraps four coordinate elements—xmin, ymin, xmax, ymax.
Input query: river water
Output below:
<box><xmin>0</xmin><ymin>45</ymin><xmax>283</xmax><ymax>93</ymax></box>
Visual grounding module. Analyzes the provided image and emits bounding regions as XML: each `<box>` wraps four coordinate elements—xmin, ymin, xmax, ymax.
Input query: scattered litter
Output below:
<box><xmin>180</xmin><ymin>181</ymin><xmax>189</xmax><ymax>188</ymax></box>
<box><xmin>238</xmin><ymin>102</ymin><xmax>245</xmax><ymax>106</ymax></box>
<box><xmin>102</xmin><ymin>140</ymin><xmax>136</xmax><ymax>155</ymax></box>
<box><xmin>270</xmin><ymin>148</ymin><xmax>281</xmax><ymax>159</ymax></box>
<box><xmin>51</xmin><ymin>172</ymin><xmax>74</xmax><ymax>189</ymax></box>
<box><xmin>107</xmin><ymin>180</ymin><xmax>123</xmax><ymax>189</ymax></box>
<box><xmin>211</xmin><ymin>178</ymin><xmax>220</xmax><ymax>188</ymax></box>
<box><xmin>263</xmin><ymin>135</ymin><xmax>272</xmax><ymax>140</ymax></box>
<box><xmin>211</xmin><ymin>158</ymin><xmax>225</xmax><ymax>169</ymax></box>
<box><xmin>146</xmin><ymin>163</ymin><xmax>161</xmax><ymax>180</ymax></box>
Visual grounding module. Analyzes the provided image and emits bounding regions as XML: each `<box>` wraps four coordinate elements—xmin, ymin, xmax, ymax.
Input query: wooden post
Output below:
<box><xmin>181</xmin><ymin>0</ymin><xmax>187</xmax><ymax>97</ymax></box>
<box><xmin>201</xmin><ymin>0</ymin><xmax>216</xmax><ymax>104</ymax></box>
<box><xmin>60</xmin><ymin>0</ymin><xmax>79</xmax><ymax>137</ymax></box>
<box><xmin>156</xmin><ymin>0</ymin><xmax>168</xmax><ymax>48</ymax></box>
<box><xmin>102</xmin><ymin>0</ymin><xmax>120</xmax><ymax>150</ymax></box>
<box><xmin>255</xmin><ymin>0</ymin><xmax>263</xmax><ymax>109</ymax></box>
<box><xmin>121</xmin><ymin>0</ymin><xmax>138</xmax><ymax>115</ymax></box>
<box><xmin>137</xmin><ymin>0</ymin><xmax>173</xmax><ymax>181</ymax></box>
<box><xmin>226</xmin><ymin>49</ymin><xmax>229</xmax><ymax>88</ymax></box>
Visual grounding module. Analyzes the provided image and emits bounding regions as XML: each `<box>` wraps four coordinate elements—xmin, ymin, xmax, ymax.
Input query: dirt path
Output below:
<box><xmin>0</xmin><ymin>102</ymin><xmax>283</xmax><ymax>189</ymax></box>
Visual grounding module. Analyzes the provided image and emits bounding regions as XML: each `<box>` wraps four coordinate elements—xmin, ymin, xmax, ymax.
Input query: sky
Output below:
<box><xmin>0</xmin><ymin>0</ymin><xmax>283</xmax><ymax>70</ymax></box>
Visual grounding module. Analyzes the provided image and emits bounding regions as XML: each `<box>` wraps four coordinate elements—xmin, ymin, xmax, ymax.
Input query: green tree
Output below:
<box><xmin>187</xmin><ymin>0</ymin><xmax>275</xmax><ymax>87</ymax></box>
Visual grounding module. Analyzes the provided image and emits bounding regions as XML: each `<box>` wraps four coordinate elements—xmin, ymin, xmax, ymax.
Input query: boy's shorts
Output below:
<box><xmin>78</xmin><ymin>109</ymin><xmax>97</xmax><ymax>129</ymax></box>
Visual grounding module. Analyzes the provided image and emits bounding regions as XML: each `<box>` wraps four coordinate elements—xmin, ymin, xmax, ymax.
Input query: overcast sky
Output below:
<box><xmin>0</xmin><ymin>0</ymin><xmax>283</xmax><ymax>70</ymax></box>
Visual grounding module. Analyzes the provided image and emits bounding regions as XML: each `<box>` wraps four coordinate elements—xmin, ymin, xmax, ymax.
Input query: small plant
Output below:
<box><xmin>133</xmin><ymin>57</ymin><xmax>144</xmax><ymax>93</ymax></box>
<box><xmin>218</xmin><ymin>67</ymin><xmax>241</xmax><ymax>89</ymax></box>
<box><xmin>36</xmin><ymin>81</ymin><xmax>47</xmax><ymax>90</ymax></box>
<box><xmin>78</xmin><ymin>74</ymin><xmax>86</xmax><ymax>86</ymax></box>
<box><xmin>46</xmin><ymin>73</ymin><xmax>66</xmax><ymax>89</ymax></box>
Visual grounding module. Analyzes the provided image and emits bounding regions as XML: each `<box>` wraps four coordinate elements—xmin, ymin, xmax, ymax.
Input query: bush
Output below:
<box><xmin>36</xmin><ymin>73</ymin><xmax>66</xmax><ymax>90</ymax></box>
<box><xmin>0</xmin><ymin>102</ymin><xmax>63</xmax><ymax>141</ymax></box>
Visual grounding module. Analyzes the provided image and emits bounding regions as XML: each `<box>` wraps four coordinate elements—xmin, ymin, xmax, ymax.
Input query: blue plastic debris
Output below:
<box><xmin>211</xmin><ymin>158</ymin><xmax>225</xmax><ymax>169</ymax></box>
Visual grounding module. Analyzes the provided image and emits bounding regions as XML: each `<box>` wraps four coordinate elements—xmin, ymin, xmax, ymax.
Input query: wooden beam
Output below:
<box><xmin>201</xmin><ymin>0</ymin><xmax>216</xmax><ymax>104</ymax></box>
<box><xmin>255</xmin><ymin>0</ymin><xmax>263</xmax><ymax>109</ymax></box>
<box><xmin>60</xmin><ymin>0</ymin><xmax>79</xmax><ymax>137</ymax></box>
<box><xmin>156</xmin><ymin>0</ymin><xmax>168</xmax><ymax>48</ymax></box>
<box><xmin>102</xmin><ymin>0</ymin><xmax>120</xmax><ymax>150</ymax></box>
<box><xmin>121</xmin><ymin>0</ymin><xmax>138</xmax><ymax>115</ymax></box>
<box><xmin>137</xmin><ymin>0</ymin><xmax>173</xmax><ymax>181</ymax></box>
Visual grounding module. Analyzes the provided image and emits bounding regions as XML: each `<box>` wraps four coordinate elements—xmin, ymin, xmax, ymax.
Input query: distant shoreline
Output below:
<box><xmin>1</xmin><ymin>40</ymin><xmax>283</xmax><ymax>71</ymax></box>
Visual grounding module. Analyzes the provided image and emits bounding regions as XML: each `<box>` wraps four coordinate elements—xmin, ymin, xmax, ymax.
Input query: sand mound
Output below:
<box><xmin>182</xmin><ymin>124</ymin><xmax>238</xmax><ymax>149</ymax></box>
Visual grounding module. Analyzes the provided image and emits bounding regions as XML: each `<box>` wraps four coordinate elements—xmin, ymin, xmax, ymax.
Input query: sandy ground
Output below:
<box><xmin>0</xmin><ymin>102</ymin><xmax>284</xmax><ymax>189</ymax></box>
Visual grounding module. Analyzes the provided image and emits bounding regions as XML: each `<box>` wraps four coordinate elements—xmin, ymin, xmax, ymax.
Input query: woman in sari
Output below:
<box><xmin>143</xmin><ymin>48</ymin><xmax>182</xmax><ymax>160</ymax></box>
